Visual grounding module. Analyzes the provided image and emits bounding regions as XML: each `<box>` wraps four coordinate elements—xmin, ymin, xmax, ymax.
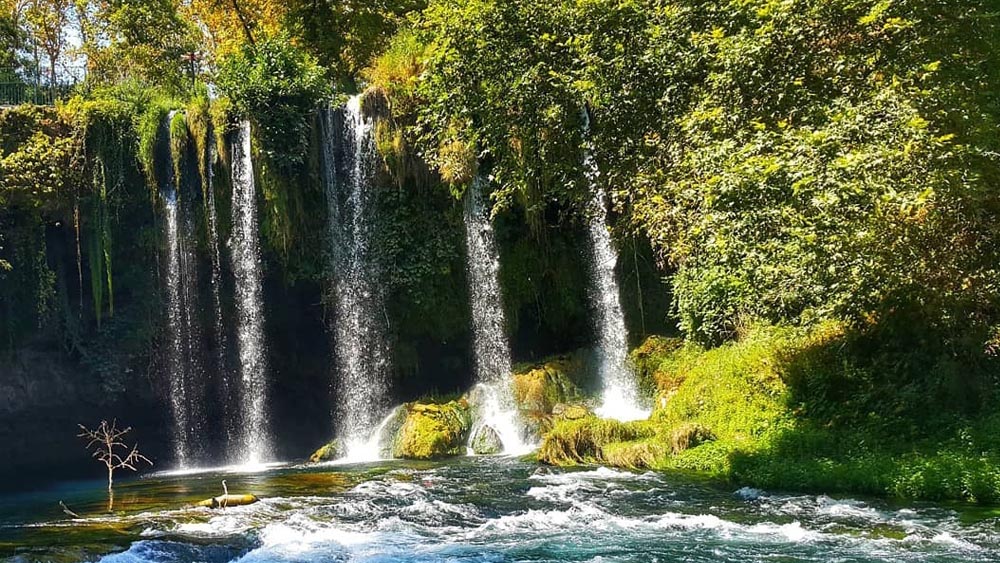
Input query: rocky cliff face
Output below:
<box><xmin>0</xmin><ymin>342</ymin><xmax>168</xmax><ymax>491</ymax></box>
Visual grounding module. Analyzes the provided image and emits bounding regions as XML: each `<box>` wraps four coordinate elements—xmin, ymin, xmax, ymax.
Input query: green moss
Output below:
<box><xmin>136</xmin><ymin>100</ymin><xmax>174</xmax><ymax>198</ymax></box>
<box><xmin>308</xmin><ymin>439</ymin><xmax>343</xmax><ymax>463</ymax></box>
<box><xmin>537</xmin><ymin>417</ymin><xmax>655</xmax><ymax>466</ymax></box>
<box><xmin>169</xmin><ymin>110</ymin><xmax>189</xmax><ymax>185</ymax></box>
<box><xmin>393</xmin><ymin>399</ymin><xmax>472</xmax><ymax>460</ymax></box>
<box><xmin>537</xmin><ymin>325</ymin><xmax>1000</xmax><ymax>503</ymax></box>
<box><xmin>512</xmin><ymin>353</ymin><xmax>585</xmax><ymax>414</ymax></box>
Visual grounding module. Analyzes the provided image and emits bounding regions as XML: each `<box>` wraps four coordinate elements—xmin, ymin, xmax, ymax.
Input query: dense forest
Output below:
<box><xmin>2</xmin><ymin>0</ymin><xmax>1000</xmax><ymax>507</ymax></box>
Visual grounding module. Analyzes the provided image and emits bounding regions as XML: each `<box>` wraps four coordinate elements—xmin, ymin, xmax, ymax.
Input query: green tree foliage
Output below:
<box><xmin>80</xmin><ymin>0</ymin><xmax>199</xmax><ymax>93</ymax></box>
<box><xmin>379</xmin><ymin>0</ymin><xmax>1000</xmax><ymax>349</ymax></box>
<box><xmin>1</xmin><ymin>4</ymin><xmax>22</xmax><ymax>72</ymax></box>
<box><xmin>216</xmin><ymin>32</ymin><xmax>328</xmax><ymax>171</ymax></box>
<box><xmin>285</xmin><ymin>0</ymin><xmax>426</xmax><ymax>88</ymax></box>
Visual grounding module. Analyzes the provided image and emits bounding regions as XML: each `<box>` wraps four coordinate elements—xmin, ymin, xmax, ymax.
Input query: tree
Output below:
<box><xmin>78</xmin><ymin>0</ymin><xmax>199</xmax><ymax>92</ymax></box>
<box><xmin>77</xmin><ymin>420</ymin><xmax>152</xmax><ymax>510</ymax></box>
<box><xmin>24</xmin><ymin>0</ymin><xmax>70</xmax><ymax>87</ymax></box>
<box><xmin>1</xmin><ymin>1</ymin><xmax>24</xmax><ymax>72</ymax></box>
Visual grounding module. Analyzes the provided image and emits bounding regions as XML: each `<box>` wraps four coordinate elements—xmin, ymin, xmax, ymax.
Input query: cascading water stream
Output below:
<box><xmin>463</xmin><ymin>175</ymin><xmax>530</xmax><ymax>454</ymax></box>
<box><xmin>581</xmin><ymin>110</ymin><xmax>650</xmax><ymax>422</ymax></box>
<box><xmin>204</xmin><ymin>140</ymin><xmax>233</xmax><ymax>451</ymax></box>
<box><xmin>161</xmin><ymin>177</ymin><xmax>191</xmax><ymax>467</ymax></box>
<box><xmin>230</xmin><ymin>120</ymin><xmax>271</xmax><ymax>465</ymax></box>
<box><xmin>322</xmin><ymin>96</ymin><xmax>392</xmax><ymax>461</ymax></box>
<box><xmin>160</xmin><ymin>111</ymin><xmax>210</xmax><ymax>466</ymax></box>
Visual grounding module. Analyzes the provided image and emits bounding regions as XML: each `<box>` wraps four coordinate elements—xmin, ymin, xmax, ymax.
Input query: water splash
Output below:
<box><xmin>580</xmin><ymin>110</ymin><xmax>649</xmax><ymax>422</ymax></box>
<box><xmin>322</xmin><ymin>96</ymin><xmax>392</xmax><ymax>460</ymax></box>
<box><xmin>230</xmin><ymin>120</ymin><xmax>271</xmax><ymax>464</ymax></box>
<box><xmin>334</xmin><ymin>407</ymin><xmax>403</xmax><ymax>464</ymax></box>
<box><xmin>463</xmin><ymin>176</ymin><xmax>530</xmax><ymax>454</ymax></box>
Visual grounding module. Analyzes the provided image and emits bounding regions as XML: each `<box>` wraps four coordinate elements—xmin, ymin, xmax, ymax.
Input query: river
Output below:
<box><xmin>2</xmin><ymin>457</ymin><xmax>998</xmax><ymax>562</ymax></box>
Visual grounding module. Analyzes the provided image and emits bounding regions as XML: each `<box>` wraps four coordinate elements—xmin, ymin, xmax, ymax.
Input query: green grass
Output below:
<box><xmin>539</xmin><ymin>323</ymin><xmax>1000</xmax><ymax>503</ymax></box>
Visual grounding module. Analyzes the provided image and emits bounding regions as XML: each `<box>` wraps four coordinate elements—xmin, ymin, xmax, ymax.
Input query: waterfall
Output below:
<box><xmin>463</xmin><ymin>176</ymin><xmax>529</xmax><ymax>454</ymax></box>
<box><xmin>322</xmin><ymin>96</ymin><xmax>392</xmax><ymax>461</ymax></box>
<box><xmin>204</xmin><ymin>140</ymin><xmax>232</xmax><ymax>451</ymax></box>
<box><xmin>229</xmin><ymin>120</ymin><xmax>271</xmax><ymax>464</ymax></box>
<box><xmin>581</xmin><ymin>110</ymin><xmax>650</xmax><ymax>422</ymax></box>
<box><xmin>160</xmin><ymin>111</ymin><xmax>206</xmax><ymax>467</ymax></box>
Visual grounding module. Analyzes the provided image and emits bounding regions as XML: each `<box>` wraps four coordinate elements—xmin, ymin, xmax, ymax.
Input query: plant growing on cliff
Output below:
<box><xmin>78</xmin><ymin>420</ymin><xmax>151</xmax><ymax>510</ymax></box>
<box><xmin>215</xmin><ymin>32</ymin><xmax>329</xmax><ymax>172</ymax></box>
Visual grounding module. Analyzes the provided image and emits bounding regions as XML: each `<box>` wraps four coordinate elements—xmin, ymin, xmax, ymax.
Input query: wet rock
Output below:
<box><xmin>308</xmin><ymin>439</ymin><xmax>343</xmax><ymax>463</ymax></box>
<box><xmin>470</xmin><ymin>425</ymin><xmax>503</xmax><ymax>455</ymax></box>
<box><xmin>393</xmin><ymin>399</ymin><xmax>472</xmax><ymax>460</ymax></box>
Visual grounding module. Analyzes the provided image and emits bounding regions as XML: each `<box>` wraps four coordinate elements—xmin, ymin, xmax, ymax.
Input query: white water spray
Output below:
<box><xmin>581</xmin><ymin>110</ymin><xmax>649</xmax><ymax>422</ymax></box>
<box><xmin>322</xmin><ymin>96</ymin><xmax>392</xmax><ymax>461</ymax></box>
<box><xmin>463</xmin><ymin>176</ymin><xmax>530</xmax><ymax>454</ymax></box>
<box><xmin>230</xmin><ymin>120</ymin><xmax>271</xmax><ymax>464</ymax></box>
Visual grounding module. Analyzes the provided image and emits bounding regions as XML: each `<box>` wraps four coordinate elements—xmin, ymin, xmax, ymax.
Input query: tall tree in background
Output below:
<box><xmin>80</xmin><ymin>0</ymin><xmax>198</xmax><ymax>92</ymax></box>
<box><xmin>187</xmin><ymin>0</ymin><xmax>286</xmax><ymax>57</ymax></box>
<box><xmin>24</xmin><ymin>0</ymin><xmax>69</xmax><ymax>86</ymax></box>
<box><xmin>285</xmin><ymin>0</ymin><xmax>425</xmax><ymax>87</ymax></box>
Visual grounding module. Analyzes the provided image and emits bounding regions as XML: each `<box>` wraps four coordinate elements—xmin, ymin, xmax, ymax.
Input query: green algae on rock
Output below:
<box><xmin>393</xmin><ymin>399</ymin><xmax>472</xmax><ymax>460</ymax></box>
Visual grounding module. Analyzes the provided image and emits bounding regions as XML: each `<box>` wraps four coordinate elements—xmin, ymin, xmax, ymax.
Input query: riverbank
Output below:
<box><xmin>539</xmin><ymin>323</ymin><xmax>1000</xmax><ymax>503</ymax></box>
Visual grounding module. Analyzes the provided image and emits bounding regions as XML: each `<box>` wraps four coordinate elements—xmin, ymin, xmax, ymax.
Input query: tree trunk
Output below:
<box><xmin>230</xmin><ymin>0</ymin><xmax>256</xmax><ymax>46</ymax></box>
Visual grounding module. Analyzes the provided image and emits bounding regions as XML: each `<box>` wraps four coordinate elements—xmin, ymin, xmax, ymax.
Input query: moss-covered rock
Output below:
<box><xmin>537</xmin><ymin>416</ymin><xmax>656</xmax><ymax>466</ymax></box>
<box><xmin>470</xmin><ymin>425</ymin><xmax>503</xmax><ymax>455</ymax></box>
<box><xmin>393</xmin><ymin>399</ymin><xmax>472</xmax><ymax>460</ymax></box>
<box><xmin>669</xmin><ymin>423</ymin><xmax>715</xmax><ymax>453</ymax></box>
<box><xmin>308</xmin><ymin>439</ymin><xmax>343</xmax><ymax>463</ymax></box>
<box><xmin>552</xmin><ymin>403</ymin><xmax>590</xmax><ymax>421</ymax></box>
<box><xmin>513</xmin><ymin>354</ymin><xmax>585</xmax><ymax>414</ymax></box>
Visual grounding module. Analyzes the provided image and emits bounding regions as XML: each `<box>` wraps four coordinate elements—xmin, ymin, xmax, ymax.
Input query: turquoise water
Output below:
<box><xmin>2</xmin><ymin>457</ymin><xmax>998</xmax><ymax>562</ymax></box>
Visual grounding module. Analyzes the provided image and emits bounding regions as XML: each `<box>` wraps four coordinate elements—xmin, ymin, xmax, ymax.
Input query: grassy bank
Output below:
<box><xmin>539</xmin><ymin>324</ymin><xmax>1000</xmax><ymax>503</ymax></box>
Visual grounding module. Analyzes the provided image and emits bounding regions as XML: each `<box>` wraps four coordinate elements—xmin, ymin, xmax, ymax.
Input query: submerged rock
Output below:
<box><xmin>308</xmin><ymin>439</ymin><xmax>343</xmax><ymax>463</ymax></box>
<box><xmin>394</xmin><ymin>399</ymin><xmax>472</xmax><ymax>460</ymax></box>
<box><xmin>470</xmin><ymin>424</ymin><xmax>503</xmax><ymax>455</ymax></box>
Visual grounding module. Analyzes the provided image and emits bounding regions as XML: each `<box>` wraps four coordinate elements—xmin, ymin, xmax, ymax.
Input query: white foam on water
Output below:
<box><xmin>529</xmin><ymin>466</ymin><xmax>649</xmax><ymax>484</ymax></box>
<box><xmin>149</xmin><ymin>461</ymin><xmax>287</xmax><ymax>478</ymax></box>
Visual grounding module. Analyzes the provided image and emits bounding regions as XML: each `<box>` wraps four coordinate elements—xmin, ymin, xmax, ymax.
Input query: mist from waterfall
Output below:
<box><xmin>160</xmin><ymin>111</ymin><xmax>206</xmax><ymax>466</ymax></box>
<box><xmin>322</xmin><ymin>95</ymin><xmax>392</xmax><ymax>461</ymax></box>
<box><xmin>463</xmin><ymin>175</ymin><xmax>530</xmax><ymax>454</ymax></box>
<box><xmin>230</xmin><ymin>120</ymin><xmax>271</xmax><ymax>464</ymax></box>
<box><xmin>581</xmin><ymin>111</ymin><xmax>649</xmax><ymax>422</ymax></box>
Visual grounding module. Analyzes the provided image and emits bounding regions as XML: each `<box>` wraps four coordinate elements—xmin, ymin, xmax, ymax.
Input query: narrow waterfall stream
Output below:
<box><xmin>203</xmin><ymin>140</ymin><xmax>233</xmax><ymax>450</ymax></box>
<box><xmin>581</xmin><ymin>111</ymin><xmax>650</xmax><ymax>422</ymax></box>
<box><xmin>463</xmin><ymin>175</ymin><xmax>530</xmax><ymax>454</ymax></box>
<box><xmin>229</xmin><ymin>120</ymin><xmax>271</xmax><ymax>465</ymax></box>
<box><xmin>160</xmin><ymin>153</ymin><xmax>191</xmax><ymax>467</ymax></box>
<box><xmin>160</xmin><ymin>111</ymin><xmax>207</xmax><ymax>466</ymax></box>
<box><xmin>323</xmin><ymin>96</ymin><xmax>392</xmax><ymax>461</ymax></box>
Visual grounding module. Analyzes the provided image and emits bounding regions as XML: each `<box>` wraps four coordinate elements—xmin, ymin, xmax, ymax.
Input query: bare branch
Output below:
<box><xmin>77</xmin><ymin>419</ymin><xmax>153</xmax><ymax>508</ymax></box>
